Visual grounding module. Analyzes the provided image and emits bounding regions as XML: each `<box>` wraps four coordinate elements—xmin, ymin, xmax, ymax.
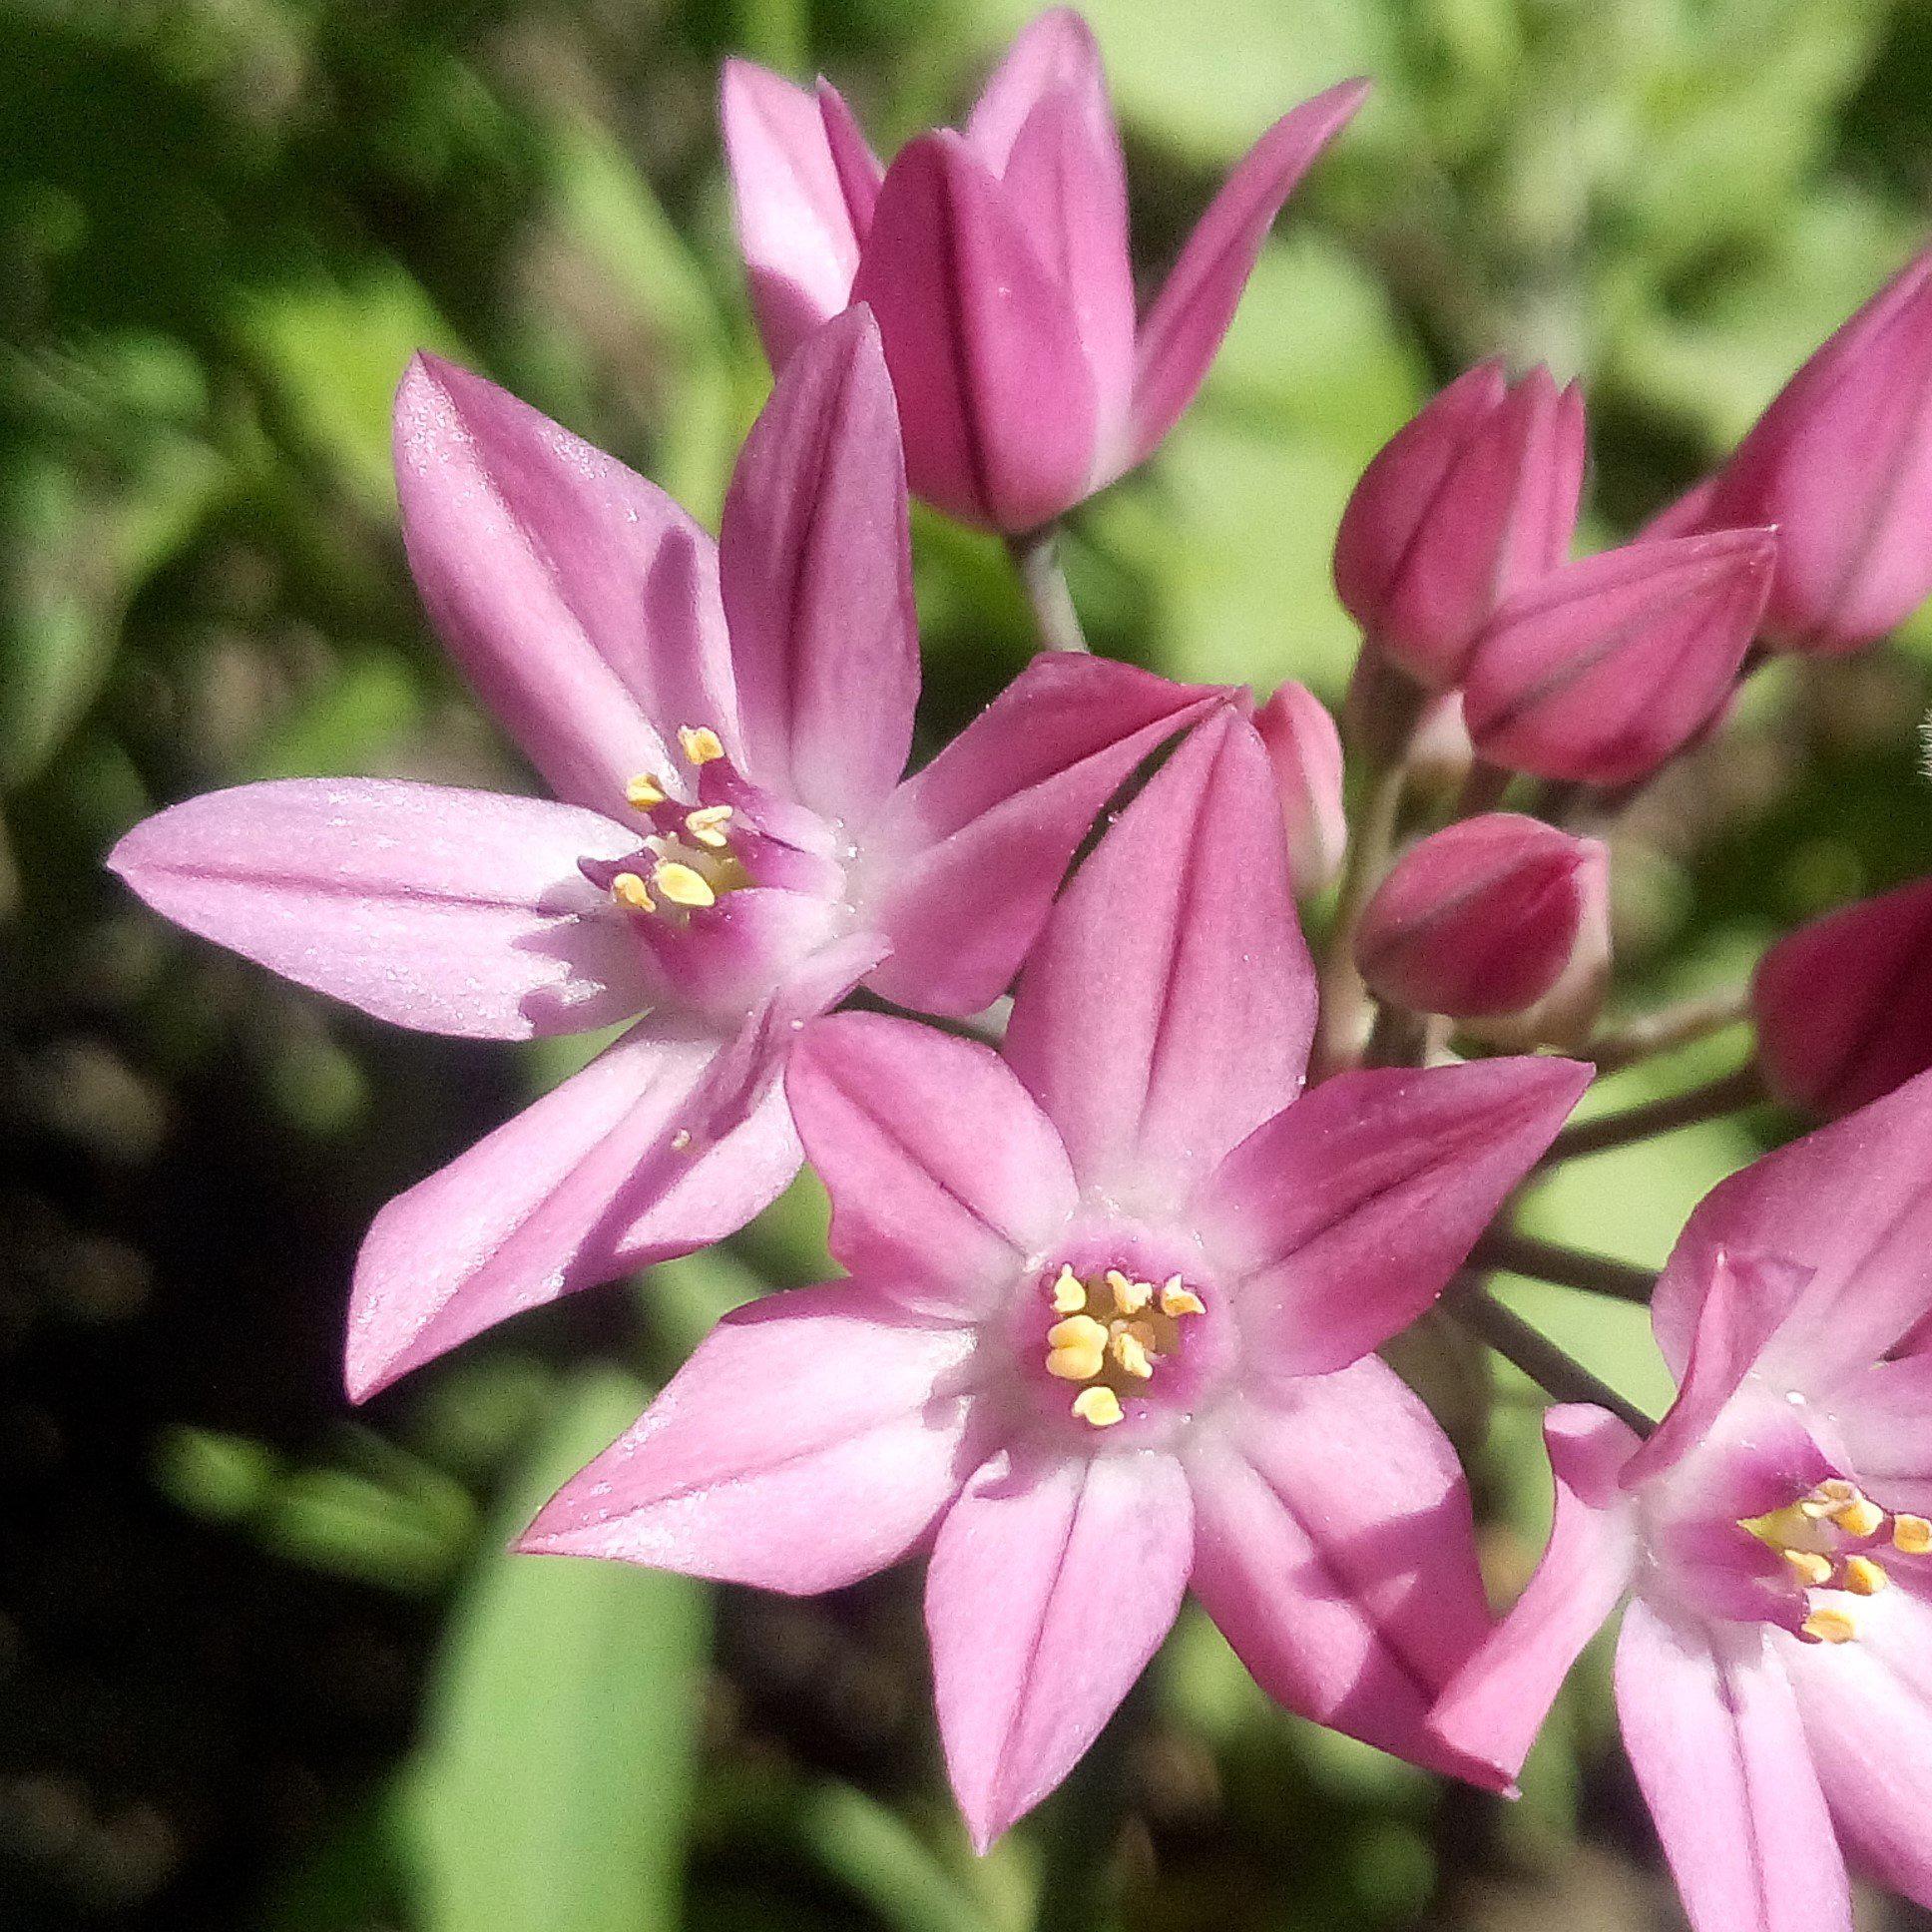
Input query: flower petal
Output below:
<box><xmin>1198</xmin><ymin>1057</ymin><xmax>1590</xmax><ymax>1379</ymax></box>
<box><xmin>1002</xmin><ymin>711</ymin><xmax>1315</xmax><ymax>1208</ymax></box>
<box><xmin>518</xmin><ymin>1283</ymin><xmax>980</xmax><ymax>1593</ymax></box>
<box><xmin>1187</xmin><ymin>1364</ymin><xmax>1499</xmax><ymax>1783</ymax></box>
<box><xmin>1824</xmin><ymin>1353</ymin><xmax>1932</xmax><ymax>1515</ymax></box>
<box><xmin>718</xmin><ymin>306</ymin><xmax>917</xmax><ymax>824</ymax></box>
<box><xmin>107</xmin><ymin>778</ymin><xmax>652</xmax><ymax>1039</ymax></box>
<box><xmin>858</xmin><ymin>654</ymin><xmax>1227</xmax><ymax>1017</ymax></box>
<box><xmin>962</xmin><ymin>6</ymin><xmax>1109</xmax><ymax>169</ymax></box>
<box><xmin>1617</xmin><ymin>1602</ymin><xmax>1850</xmax><ymax>1932</ymax></box>
<box><xmin>785</xmin><ymin>1010</ymin><xmax>1077</xmax><ymax>1317</ymax></box>
<box><xmin>392</xmin><ymin>354</ymin><xmax>733</xmax><ymax>813</ymax></box>
<box><xmin>928</xmin><ymin>1445</ymin><xmax>1192</xmax><ymax>1849</ymax></box>
<box><xmin>851</xmin><ymin>131</ymin><xmax>1096</xmax><ymax>530</ymax></box>
<box><xmin>1125</xmin><ymin>80</ymin><xmax>1368</xmax><ymax>473</ymax></box>
<box><xmin>1429</xmin><ymin>1405</ymin><xmax>1640</xmax><ymax>1784</ymax></box>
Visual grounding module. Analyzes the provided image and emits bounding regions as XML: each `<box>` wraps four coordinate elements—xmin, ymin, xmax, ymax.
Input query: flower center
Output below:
<box><xmin>1040</xmin><ymin>1263</ymin><xmax>1207</xmax><ymax>1429</ymax></box>
<box><xmin>1742</xmin><ymin>1478</ymin><xmax>1932</xmax><ymax>1644</ymax></box>
<box><xmin>604</xmin><ymin>726</ymin><xmax>753</xmax><ymax>920</ymax></box>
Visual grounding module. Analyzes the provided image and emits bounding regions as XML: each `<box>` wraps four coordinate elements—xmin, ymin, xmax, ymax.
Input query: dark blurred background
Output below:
<box><xmin>7</xmin><ymin>1</ymin><xmax>1932</xmax><ymax>1927</ymax></box>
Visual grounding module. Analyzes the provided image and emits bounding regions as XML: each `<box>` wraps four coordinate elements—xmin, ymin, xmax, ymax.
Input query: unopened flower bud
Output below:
<box><xmin>1254</xmin><ymin>681</ymin><xmax>1345</xmax><ymax>895</ymax></box>
<box><xmin>1356</xmin><ymin>813</ymin><xmax>1610</xmax><ymax>1031</ymax></box>
<box><xmin>1334</xmin><ymin>362</ymin><xmax>1586</xmax><ymax>690</ymax></box>
<box><xmin>1753</xmin><ymin>875</ymin><xmax>1932</xmax><ymax>1119</ymax></box>
<box><xmin>1463</xmin><ymin>529</ymin><xmax>1776</xmax><ymax>786</ymax></box>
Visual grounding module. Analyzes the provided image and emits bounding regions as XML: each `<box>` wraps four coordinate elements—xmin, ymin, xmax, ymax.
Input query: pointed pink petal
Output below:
<box><xmin>1125</xmin><ymin>80</ymin><xmax>1368</xmax><ymax>473</ymax></box>
<box><xmin>1254</xmin><ymin>679</ymin><xmax>1347</xmax><ymax>896</ymax></box>
<box><xmin>1429</xmin><ymin>1405</ymin><xmax>1640</xmax><ymax>1784</ymax></box>
<box><xmin>1002</xmin><ymin>712</ymin><xmax>1314</xmax><ymax>1207</ymax></box>
<box><xmin>1651</xmin><ymin>1066</ymin><xmax>1932</xmax><ymax>1384</ymax></box>
<box><xmin>718</xmin><ymin>307</ymin><xmax>916</xmax><ymax>824</ymax></box>
<box><xmin>1821</xmin><ymin>1354</ymin><xmax>1932</xmax><ymax>1515</ymax></box>
<box><xmin>850</xmin><ymin>132</ymin><xmax>1096</xmax><ymax>530</ymax></box>
<box><xmin>963</xmin><ymin>7</ymin><xmax>1110</xmax><ymax>169</ymax></box>
<box><xmin>815</xmin><ymin>79</ymin><xmax>882</xmax><ymax>231</ymax></box>
<box><xmin>106</xmin><ymin>779</ymin><xmax>652</xmax><ymax>1039</ymax></box>
<box><xmin>721</xmin><ymin>59</ymin><xmax>863</xmax><ymax>369</ymax></box>
<box><xmin>393</xmin><ymin>354</ymin><xmax>735</xmax><ymax>813</ymax></box>
<box><xmin>1197</xmin><ymin>1056</ymin><xmax>1590</xmax><ymax>1379</ymax></box>
<box><xmin>1187</xmin><ymin>1364</ymin><xmax>1500</xmax><ymax>1783</ymax></box>
<box><xmin>1617</xmin><ymin>1601</ymin><xmax>1850</xmax><ymax>1932</ymax></box>
<box><xmin>784</xmin><ymin>1010</ymin><xmax>1078</xmax><ymax>1318</ymax></box>
<box><xmin>519</xmin><ymin>1283</ymin><xmax>980</xmax><ymax>1592</ymax></box>
<box><xmin>928</xmin><ymin>1446</ymin><xmax>1192</xmax><ymax>1848</ymax></box>
<box><xmin>858</xmin><ymin>655</ymin><xmax>1228</xmax><ymax>1017</ymax></box>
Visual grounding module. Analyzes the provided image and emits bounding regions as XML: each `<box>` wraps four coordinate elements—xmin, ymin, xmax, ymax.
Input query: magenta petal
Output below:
<box><xmin>720</xmin><ymin>59</ymin><xmax>864</xmax><ymax>368</ymax></box>
<box><xmin>1125</xmin><ymin>80</ymin><xmax>1368</xmax><ymax>474</ymax></box>
<box><xmin>1617</xmin><ymin>1603</ymin><xmax>1850</xmax><ymax>1932</ymax></box>
<box><xmin>963</xmin><ymin>7</ymin><xmax>1109</xmax><ymax>168</ymax></box>
<box><xmin>519</xmin><ymin>1283</ymin><xmax>980</xmax><ymax>1593</ymax></box>
<box><xmin>105</xmin><ymin>779</ymin><xmax>653</xmax><ymax>1039</ymax></box>
<box><xmin>785</xmin><ymin>1011</ymin><xmax>1077</xmax><ymax>1317</ymax></box>
<box><xmin>1200</xmin><ymin>1056</ymin><xmax>1591</xmax><ymax>1379</ymax></box>
<box><xmin>1430</xmin><ymin>1405</ymin><xmax>1640</xmax><ymax>1784</ymax></box>
<box><xmin>859</xmin><ymin>654</ymin><xmax>1227</xmax><ymax>1018</ymax></box>
<box><xmin>1003</xmin><ymin>712</ymin><xmax>1315</xmax><ymax>1207</ymax></box>
<box><xmin>816</xmin><ymin>80</ymin><xmax>883</xmax><ymax>232</ymax></box>
<box><xmin>718</xmin><ymin>307</ymin><xmax>917</xmax><ymax>823</ymax></box>
<box><xmin>1187</xmin><ymin>1364</ymin><xmax>1499</xmax><ymax>1783</ymax></box>
<box><xmin>850</xmin><ymin>132</ymin><xmax>1097</xmax><ymax>531</ymax></box>
<box><xmin>392</xmin><ymin>354</ymin><xmax>733</xmax><ymax>814</ymax></box>
<box><xmin>1254</xmin><ymin>680</ymin><xmax>1347</xmax><ymax>897</ymax></box>
<box><xmin>927</xmin><ymin>1446</ymin><xmax>1192</xmax><ymax>1848</ymax></box>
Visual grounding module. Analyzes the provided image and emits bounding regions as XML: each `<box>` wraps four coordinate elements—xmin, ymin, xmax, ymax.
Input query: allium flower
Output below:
<box><xmin>522</xmin><ymin>711</ymin><xmax>1590</xmax><ymax>1845</ymax></box>
<box><xmin>106</xmin><ymin>309</ymin><xmax>1222</xmax><ymax>1400</ymax></box>
<box><xmin>722</xmin><ymin>8</ymin><xmax>1365</xmax><ymax>531</ymax></box>
<box><xmin>1433</xmin><ymin>1070</ymin><xmax>1932</xmax><ymax>1932</ymax></box>
<box><xmin>1253</xmin><ymin>680</ymin><xmax>1345</xmax><ymax>896</ymax></box>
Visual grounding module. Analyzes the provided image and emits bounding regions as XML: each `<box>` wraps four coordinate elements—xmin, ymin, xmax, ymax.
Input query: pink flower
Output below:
<box><xmin>1253</xmin><ymin>680</ymin><xmax>1346</xmax><ymax>895</ymax></box>
<box><xmin>1432</xmin><ymin>1070</ymin><xmax>1932</xmax><ymax>1932</ymax></box>
<box><xmin>522</xmin><ymin>711</ymin><xmax>1591</xmax><ymax>1846</ymax></box>
<box><xmin>1332</xmin><ymin>361</ymin><xmax>1586</xmax><ymax>690</ymax></box>
<box><xmin>722</xmin><ymin>9</ymin><xmax>1365</xmax><ymax>531</ymax></box>
<box><xmin>1753</xmin><ymin>874</ymin><xmax>1932</xmax><ymax>1120</ymax></box>
<box><xmin>106</xmin><ymin>310</ymin><xmax>1224</xmax><ymax>1401</ymax></box>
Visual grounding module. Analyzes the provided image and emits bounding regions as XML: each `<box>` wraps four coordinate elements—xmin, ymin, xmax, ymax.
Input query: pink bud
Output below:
<box><xmin>1334</xmin><ymin>363</ymin><xmax>1586</xmax><ymax>690</ymax></box>
<box><xmin>1254</xmin><ymin>681</ymin><xmax>1345</xmax><ymax>895</ymax></box>
<box><xmin>1462</xmin><ymin>528</ymin><xmax>1776</xmax><ymax>786</ymax></box>
<box><xmin>1752</xmin><ymin>876</ymin><xmax>1932</xmax><ymax>1118</ymax></box>
<box><xmin>1356</xmin><ymin>813</ymin><xmax>1610</xmax><ymax>1026</ymax></box>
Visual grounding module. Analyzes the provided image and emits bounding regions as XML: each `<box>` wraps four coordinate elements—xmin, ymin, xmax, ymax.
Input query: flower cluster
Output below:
<box><xmin>105</xmin><ymin>8</ymin><xmax>1932</xmax><ymax>1924</ymax></box>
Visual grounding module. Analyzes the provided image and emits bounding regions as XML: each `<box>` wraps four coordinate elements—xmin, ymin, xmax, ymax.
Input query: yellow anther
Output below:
<box><xmin>1160</xmin><ymin>1277</ymin><xmax>1206</xmax><ymax>1318</ymax></box>
<box><xmin>1045</xmin><ymin>1314</ymin><xmax>1108</xmax><ymax>1382</ymax></box>
<box><xmin>1050</xmin><ymin>1266</ymin><xmax>1087</xmax><ymax>1314</ymax></box>
<box><xmin>684</xmin><ymin>804</ymin><xmax>734</xmax><ymax>848</ymax></box>
<box><xmin>1819</xmin><ymin>1478</ymin><xmax>1858</xmax><ymax>1501</ymax></box>
<box><xmin>1802</xmin><ymin>1607</ymin><xmax>1857</xmax><ymax>1645</ymax></box>
<box><xmin>1783</xmin><ymin>1549</ymin><xmax>1834</xmax><ymax>1588</ymax></box>
<box><xmin>679</xmin><ymin>724</ymin><xmax>724</xmax><ymax>765</ymax></box>
<box><xmin>1844</xmin><ymin>1555</ymin><xmax>1890</xmax><ymax>1597</ymax></box>
<box><xmin>626</xmin><ymin>771</ymin><xmax>668</xmax><ymax>808</ymax></box>
<box><xmin>652</xmin><ymin>861</ymin><xmax>717</xmax><ymax>909</ymax></box>
<box><xmin>1072</xmin><ymin>1386</ymin><xmax>1124</xmax><ymax>1428</ymax></box>
<box><xmin>1113</xmin><ymin>1327</ymin><xmax>1154</xmax><ymax>1380</ymax></box>
<box><xmin>1894</xmin><ymin>1514</ymin><xmax>1932</xmax><ymax>1556</ymax></box>
<box><xmin>611</xmin><ymin>871</ymin><xmax>656</xmax><ymax>912</ymax></box>
<box><xmin>1834</xmin><ymin>1497</ymin><xmax>1886</xmax><ymax>1541</ymax></box>
<box><xmin>1106</xmin><ymin>1269</ymin><xmax>1152</xmax><ymax>1315</ymax></box>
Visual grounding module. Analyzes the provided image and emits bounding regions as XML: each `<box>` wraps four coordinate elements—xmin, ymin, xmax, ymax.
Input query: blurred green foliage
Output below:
<box><xmin>9</xmin><ymin>1</ymin><xmax>1932</xmax><ymax>1929</ymax></box>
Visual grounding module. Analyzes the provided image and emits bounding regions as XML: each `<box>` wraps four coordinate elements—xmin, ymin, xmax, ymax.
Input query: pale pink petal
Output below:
<box><xmin>1002</xmin><ymin>712</ymin><xmax>1314</xmax><ymax>1208</ymax></box>
<box><xmin>1125</xmin><ymin>80</ymin><xmax>1368</xmax><ymax>473</ymax></box>
<box><xmin>106</xmin><ymin>779</ymin><xmax>652</xmax><ymax>1039</ymax></box>
<box><xmin>1824</xmin><ymin>1354</ymin><xmax>1932</xmax><ymax>1515</ymax></box>
<box><xmin>850</xmin><ymin>132</ymin><xmax>1096</xmax><ymax>530</ymax></box>
<box><xmin>858</xmin><ymin>655</ymin><xmax>1228</xmax><ymax>1017</ymax></box>
<box><xmin>963</xmin><ymin>7</ymin><xmax>1108</xmax><ymax>168</ymax></box>
<box><xmin>518</xmin><ymin>1283</ymin><xmax>981</xmax><ymax>1593</ymax></box>
<box><xmin>927</xmin><ymin>1445</ymin><xmax>1192</xmax><ymax>1848</ymax></box>
<box><xmin>785</xmin><ymin>1010</ymin><xmax>1078</xmax><ymax>1317</ymax></box>
<box><xmin>1197</xmin><ymin>1056</ymin><xmax>1590</xmax><ymax>1380</ymax></box>
<box><xmin>721</xmin><ymin>59</ymin><xmax>863</xmax><ymax>368</ymax></box>
<box><xmin>1430</xmin><ymin>1406</ymin><xmax>1641</xmax><ymax>1784</ymax></box>
<box><xmin>1617</xmin><ymin>1602</ymin><xmax>1850</xmax><ymax>1932</ymax></box>
<box><xmin>392</xmin><ymin>355</ymin><xmax>733</xmax><ymax>813</ymax></box>
<box><xmin>1187</xmin><ymin>1364</ymin><xmax>1500</xmax><ymax>1783</ymax></box>
<box><xmin>718</xmin><ymin>306</ymin><xmax>916</xmax><ymax>824</ymax></box>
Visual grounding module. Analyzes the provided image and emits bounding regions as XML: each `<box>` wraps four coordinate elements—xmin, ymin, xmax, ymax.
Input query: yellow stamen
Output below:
<box><xmin>1045</xmin><ymin>1314</ymin><xmax>1108</xmax><ymax>1382</ymax></box>
<box><xmin>1844</xmin><ymin>1555</ymin><xmax>1889</xmax><ymax>1596</ymax></box>
<box><xmin>626</xmin><ymin>772</ymin><xmax>668</xmax><ymax>808</ymax></box>
<box><xmin>1072</xmin><ymin>1386</ymin><xmax>1124</xmax><ymax>1428</ymax></box>
<box><xmin>611</xmin><ymin>871</ymin><xmax>656</xmax><ymax>912</ymax></box>
<box><xmin>1050</xmin><ymin>1266</ymin><xmax>1087</xmax><ymax>1314</ymax></box>
<box><xmin>1834</xmin><ymin>1497</ymin><xmax>1886</xmax><ymax>1540</ymax></box>
<box><xmin>685</xmin><ymin>804</ymin><xmax>734</xmax><ymax>848</ymax></box>
<box><xmin>1113</xmin><ymin>1327</ymin><xmax>1154</xmax><ymax>1380</ymax></box>
<box><xmin>1160</xmin><ymin>1277</ymin><xmax>1206</xmax><ymax>1318</ymax></box>
<box><xmin>679</xmin><ymin>724</ymin><xmax>724</xmax><ymax>765</ymax></box>
<box><xmin>1783</xmin><ymin>1549</ymin><xmax>1834</xmax><ymax>1588</ymax></box>
<box><xmin>1894</xmin><ymin>1514</ymin><xmax>1932</xmax><ymax>1556</ymax></box>
<box><xmin>1802</xmin><ymin>1607</ymin><xmax>1857</xmax><ymax>1645</ymax></box>
<box><xmin>1106</xmin><ymin>1269</ymin><xmax>1151</xmax><ymax>1316</ymax></box>
<box><xmin>652</xmin><ymin>861</ymin><xmax>717</xmax><ymax>909</ymax></box>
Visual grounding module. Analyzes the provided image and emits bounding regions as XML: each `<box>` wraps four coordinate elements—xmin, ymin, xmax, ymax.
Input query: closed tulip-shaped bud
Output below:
<box><xmin>1356</xmin><ymin>814</ymin><xmax>1610</xmax><ymax>1026</ymax></box>
<box><xmin>1463</xmin><ymin>528</ymin><xmax>1776</xmax><ymax>786</ymax></box>
<box><xmin>1254</xmin><ymin>681</ymin><xmax>1345</xmax><ymax>895</ymax></box>
<box><xmin>1334</xmin><ymin>363</ymin><xmax>1586</xmax><ymax>690</ymax></box>
<box><xmin>1753</xmin><ymin>875</ymin><xmax>1932</xmax><ymax>1118</ymax></box>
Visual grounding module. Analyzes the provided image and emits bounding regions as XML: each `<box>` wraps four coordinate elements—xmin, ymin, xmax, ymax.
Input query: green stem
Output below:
<box><xmin>1452</xmin><ymin>1285</ymin><xmax>1656</xmax><ymax>1436</ymax></box>
<box><xmin>1541</xmin><ymin>1064</ymin><xmax>1765</xmax><ymax>1166</ymax></box>
<box><xmin>1582</xmin><ymin>986</ymin><xmax>1752</xmax><ymax>1074</ymax></box>
<box><xmin>1473</xmin><ymin>1228</ymin><xmax>1658</xmax><ymax>1302</ymax></box>
<box><xmin>1008</xmin><ymin>526</ymin><xmax>1090</xmax><ymax>654</ymax></box>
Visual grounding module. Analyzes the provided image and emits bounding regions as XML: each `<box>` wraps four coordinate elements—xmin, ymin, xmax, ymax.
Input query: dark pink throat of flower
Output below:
<box><xmin>603</xmin><ymin>725</ymin><xmax>749</xmax><ymax>920</ymax></box>
<box><xmin>1041</xmin><ymin>1263</ymin><xmax>1208</xmax><ymax>1430</ymax></box>
<box><xmin>1744</xmin><ymin>1477</ymin><xmax>1932</xmax><ymax>1646</ymax></box>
